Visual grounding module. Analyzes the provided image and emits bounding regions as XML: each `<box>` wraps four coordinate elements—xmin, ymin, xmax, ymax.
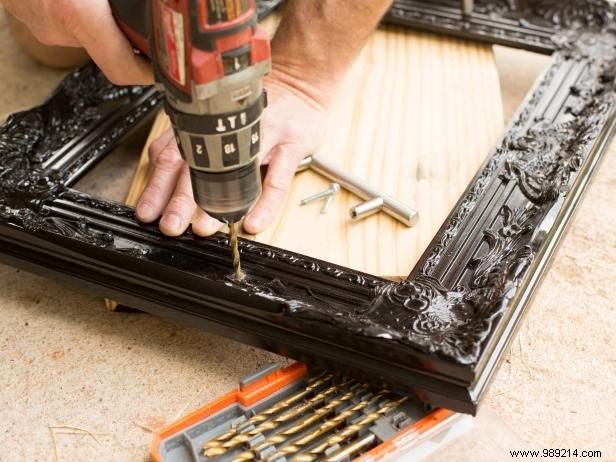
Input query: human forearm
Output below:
<box><xmin>270</xmin><ymin>0</ymin><xmax>393</xmax><ymax>106</ymax></box>
<box><xmin>136</xmin><ymin>0</ymin><xmax>393</xmax><ymax>237</ymax></box>
<box><xmin>1</xmin><ymin>0</ymin><xmax>151</xmax><ymax>84</ymax></box>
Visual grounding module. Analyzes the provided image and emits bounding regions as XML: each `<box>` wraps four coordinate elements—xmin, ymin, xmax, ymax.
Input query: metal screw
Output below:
<box><xmin>300</xmin><ymin>183</ymin><xmax>340</xmax><ymax>206</ymax></box>
<box><xmin>321</xmin><ymin>195</ymin><xmax>334</xmax><ymax>214</ymax></box>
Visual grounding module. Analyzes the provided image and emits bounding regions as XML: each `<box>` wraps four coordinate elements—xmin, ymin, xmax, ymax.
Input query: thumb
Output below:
<box><xmin>243</xmin><ymin>144</ymin><xmax>301</xmax><ymax>234</ymax></box>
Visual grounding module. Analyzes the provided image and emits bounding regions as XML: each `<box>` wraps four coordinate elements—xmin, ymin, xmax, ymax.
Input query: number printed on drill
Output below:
<box><xmin>250</xmin><ymin>122</ymin><xmax>261</xmax><ymax>156</ymax></box>
<box><xmin>189</xmin><ymin>136</ymin><xmax>210</xmax><ymax>168</ymax></box>
<box><xmin>221</xmin><ymin>133</ymin><xmax>240</xmax><ymax>166</ymax></box>
<box><xmin>224</xmin><ymin>143</ymin><xmax>237</xmax><ymax>155</ymax></box>
<box><xmin>216</xmin><ymin>112</ymin><xmax>248</xmax><ymax>133</ymax></box>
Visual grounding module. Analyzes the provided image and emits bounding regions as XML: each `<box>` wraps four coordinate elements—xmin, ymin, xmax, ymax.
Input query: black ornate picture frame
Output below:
<box><xmin>0</xmin><ymin>1</ymin><xmax>614</xmax><ymax>414</ymax></box>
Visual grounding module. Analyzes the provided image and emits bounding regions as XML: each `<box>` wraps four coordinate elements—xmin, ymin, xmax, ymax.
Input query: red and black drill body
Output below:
<box><xmin>110</xmin><ymin>0</ymin><xmax>271</xmax><ymax>223</ymax></box>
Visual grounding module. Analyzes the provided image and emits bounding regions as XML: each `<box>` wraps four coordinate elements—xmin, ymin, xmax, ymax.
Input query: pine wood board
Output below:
<box><xmin>129</xmin><ymin>25</ymin><xmax>504</xmax><ymax>279</ymax></box>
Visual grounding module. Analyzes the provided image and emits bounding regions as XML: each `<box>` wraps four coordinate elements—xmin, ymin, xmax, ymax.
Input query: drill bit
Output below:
<box><xmin>225</xmin><ymin>387</ymin><xmax>365</xmax><ymax>461</ymax></box>
<box><xmin>275</xmin><ymin>393</ymin><xmax>392</xmax><ymax>459</ymax></box>
<box><xmin>324</xmin><ymin>434</ymin><xmax>377</xmax><ymax>462</ymax></box>
<box><xmin>228</xmin><ymin>222</ymin><xmax>243</xmax><ymax>280</ymax></box>
<box><xmin>229</xmin><ymin>388</ymin><xmax>375</xmax><ymax>462</ymax></box>
<box><xmin>291</xmin><ymin>396</ymin><xmax>408</xmax><ymax>461</ymax></box>
<box><xmin>203</xmin><ymin>373</ymin><xmax>331</xmax><ymax>452</ymax></box>
<box><xmin>204</xmin><ymin>379</ymin><xmax>357</xmax><ymax>458</ymax></box>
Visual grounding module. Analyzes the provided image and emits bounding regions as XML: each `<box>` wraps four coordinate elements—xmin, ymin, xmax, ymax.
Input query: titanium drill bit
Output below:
<box><xmin>205</xmin><ymin>380</ymin><xmax>358</xmax><ymax>458</ymax></box>
<box><xmin>228</xmin><ymin>386</ymin><xmax>369</xmax><ymax>462</ymax></box>
<box><xmin>203</xmin><ymin>373</ymin><xmax>332</xmax><ymax>452</ymax></box>
<box><xmin>291</xmin><ymin>396</ymin><xmax>408</xmax><ymax>461</ymax></box>
<box><xmin>325</xmin><ymin>434</ymin><xmax>377</xmax><ymax>462</ymax></box>
<box><xmin>228</xmin><ymin>222</ymin><xmax>243</xmax><ymax>280</ymax></box>
<box><xmin>274</xmin><ymin>393</ymin><xmax>392</xmax><ymax>459</ymax></box>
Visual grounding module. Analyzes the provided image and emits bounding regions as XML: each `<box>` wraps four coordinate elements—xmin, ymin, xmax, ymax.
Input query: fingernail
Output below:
<box><xmin>136</xmin><ymin>201</ymin><xmax>154</xmax><ymax>221</ymax></box>
<box><xmin>206</xmin><ymin>217</ymin><xmax>223</xmax><ymax>233</ymax></box>
<box><xmin>193</xmin><ymin>216</ymin><xmax>222</xmax><ymax>237</ymax></box>
<box><xmin>161</xmin><ymin>213</ymin><xmax>182</xmax><ymax>235</ymax></box>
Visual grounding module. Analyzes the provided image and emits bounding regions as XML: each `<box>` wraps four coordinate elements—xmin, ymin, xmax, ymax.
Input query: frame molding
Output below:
<box><xmin>0</xmin><ymin>1</ymin><xmax>614</xmax><ymax>414</ymax></box>
<box><xmin>385</xmin><ymin>0</ymin><xmax>615</xmax><ymax>54</ymax></box>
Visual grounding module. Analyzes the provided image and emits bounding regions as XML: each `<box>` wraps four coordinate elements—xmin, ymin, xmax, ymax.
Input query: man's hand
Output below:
<box><xmin>135</xmin><ymin>70</ymin><xmax>328</xmax><ymax>237</ymax></box>
<box><xmin>4</xmin><ymin>0</ymin><xmax>393</xmax><ymax>237</ymax></box>
<box><xmin>1</xmin><ymin>0</ymin><xmax>152</xmax><ymax>84</ymax></box>
<box><xmin>135</xmin><ymin>0</ymin><xmax>393</xmax><ymax>237</ymax></box>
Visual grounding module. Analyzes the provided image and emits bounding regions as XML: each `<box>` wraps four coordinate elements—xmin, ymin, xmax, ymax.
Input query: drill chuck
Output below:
<box><xmin>167</xmin><ymin>83</ymin><xmax>268</xmax><ymax>223</ymax></box>
<box><xmin>190</xmin><ymin>159</ymin><xmax>262</xmax><ymax>224</ymax></box>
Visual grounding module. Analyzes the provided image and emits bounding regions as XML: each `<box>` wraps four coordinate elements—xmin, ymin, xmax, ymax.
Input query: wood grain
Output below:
<box><xmin>132</xmin><ymin>26</ymin><xmax>504</xmax><ymax>279</ymax></box>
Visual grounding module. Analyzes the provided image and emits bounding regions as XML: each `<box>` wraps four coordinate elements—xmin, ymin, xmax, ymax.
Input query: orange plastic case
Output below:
<box><xmin>152</xmin><ymin>363</ymin><xmax>458</xmax><ymax>462</ymax></box>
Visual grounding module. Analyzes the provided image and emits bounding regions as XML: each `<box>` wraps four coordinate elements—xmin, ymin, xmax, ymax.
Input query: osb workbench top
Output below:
<box><xmin>0</xmin><ymin>10</ymin><xmax>614</xmax><ymax>462</ymax></box>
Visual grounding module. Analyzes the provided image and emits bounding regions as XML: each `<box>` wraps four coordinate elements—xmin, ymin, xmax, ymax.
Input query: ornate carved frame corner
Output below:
<box><xmin>0</xmin><ymin>1</ymin><xmax>614</xmax><ymax>414</ymax></box>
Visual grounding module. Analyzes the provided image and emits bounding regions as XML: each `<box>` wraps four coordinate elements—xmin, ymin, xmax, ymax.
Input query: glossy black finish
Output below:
<box><xmin>384</xmin><ymin>0</ymin><xmax>615</xmax><ymax>54</ymax></box>
<box><xmin>0</xmin><ymin>2</ymin><xmax>614</xmax><ymax>414</ymax></box>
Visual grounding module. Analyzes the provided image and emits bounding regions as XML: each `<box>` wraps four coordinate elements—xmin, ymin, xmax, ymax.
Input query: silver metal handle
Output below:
<box><xmin>298</xmin><ymin>155</ymin><xmax>419</xmax><ymax>227</ymax></box>
<box><xmin>350</xmin><ymin>197</ymin><xmax>385</xmax><ymax>221</ymax></box>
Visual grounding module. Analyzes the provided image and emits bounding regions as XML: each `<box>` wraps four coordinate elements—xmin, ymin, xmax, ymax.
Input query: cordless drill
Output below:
<box><xmin>109</xmin><ymin>0</ymin><xmax>271</xmax><ymax>225</ymax></box>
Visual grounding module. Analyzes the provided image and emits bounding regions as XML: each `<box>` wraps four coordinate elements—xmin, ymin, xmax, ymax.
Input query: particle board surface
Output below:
<box><xmin>140</xmin><ymin>26</ymin><xmax>504</xmax><ymax>278</ymax></box>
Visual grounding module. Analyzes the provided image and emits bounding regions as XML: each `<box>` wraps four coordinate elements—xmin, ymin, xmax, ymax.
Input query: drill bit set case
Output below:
<box><xmin>152</xmin><ymin>363</ymin><xmax>470</xmax><ymax>462</ymax></box>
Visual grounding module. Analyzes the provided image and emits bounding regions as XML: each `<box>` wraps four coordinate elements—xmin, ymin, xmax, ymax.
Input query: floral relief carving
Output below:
<box><xmin>0</xmin><ymin>2</ymin><xmax>613</xmax><ymax>407</ymax></box>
